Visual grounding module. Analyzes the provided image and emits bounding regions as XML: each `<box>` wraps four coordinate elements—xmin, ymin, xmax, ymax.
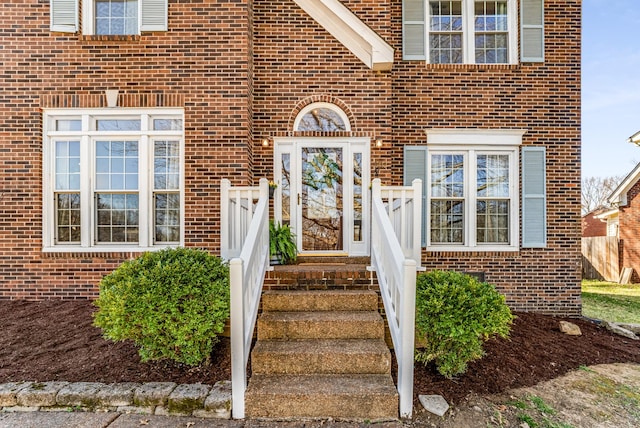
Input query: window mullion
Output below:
<box><xmin>82</xmin><ymin>134</ymin><xmax>93</xmax><ymax>248</ymax></box>
<box><xmin>467</xmin><ymin>150</ymin><xmax>475</xmax><ymax>247</ymax></box>
<box><xmin>464</xmin><ymin>0</ymin><xmax>474</xmax><ymax>63</ymax></box>
<box><xmin>138</xmin><ymin>135</ymin><xmax>150</xmax><ymax>247</ymax></box>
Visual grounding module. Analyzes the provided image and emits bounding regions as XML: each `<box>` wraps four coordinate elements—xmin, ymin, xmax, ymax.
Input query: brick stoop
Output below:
<box><xmin>245</xmin><ymin>289</ymin><xmax>398</xmax><ymax>420</ymax></box>
<box><xmin>264</xmin><ymin>257</ymin><xmax>375</xmax><ymax>290</ymax></box>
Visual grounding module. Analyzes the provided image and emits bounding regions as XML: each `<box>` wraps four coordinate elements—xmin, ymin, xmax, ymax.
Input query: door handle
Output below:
<box><xmin>298</xmin><ymin>193</ymin><xmax>301</xmax><ymax>205</ymax></box>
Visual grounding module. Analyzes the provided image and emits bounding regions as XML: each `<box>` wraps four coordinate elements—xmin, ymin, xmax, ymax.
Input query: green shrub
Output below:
<box><xmin>93</xmin><ymin>247</ymin><xmax>230</xmax><ymax>366</ymax></box>
<box><xmin>415</xmin><ymin>270</ymin><xmax>514</xmax><ymax>378</ymax></box>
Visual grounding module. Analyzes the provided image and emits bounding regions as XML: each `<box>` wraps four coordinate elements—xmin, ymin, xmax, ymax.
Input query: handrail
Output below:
<box><xmin>377</xmin><ymin>179</ymin><xmax>422</xmax><ymax>268</ymax></box>
<box><xmin>222</xmin><ymin>178</ymin><xmax>270</xmax><ymax>419</ymax></box>
<box><xmin>370</xmin><ymin>178</ymin><xmax>422</xmax><ymax>418</ymax></box>
<box><xmin>220</xmin><ymin>179</ymin><xmax>264</xmax><ymax>260</ymax></box>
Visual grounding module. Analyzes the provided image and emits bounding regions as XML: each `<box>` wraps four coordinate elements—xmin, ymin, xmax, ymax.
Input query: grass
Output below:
<box><xmin>581</xmin><ymin>280</ymin><xmax>640</xmax><ymax>323</ymax></box>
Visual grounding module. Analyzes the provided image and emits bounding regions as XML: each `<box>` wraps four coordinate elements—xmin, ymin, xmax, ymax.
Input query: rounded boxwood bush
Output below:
<box><xmin>415</xmin><ymin>270</ymin><xmax>514</xmax><ymax>378</ymax></box>
<box><xmin>93</xmin><ymin>247</ymin><xmax>230</xmax><ymax>366</ymax></box>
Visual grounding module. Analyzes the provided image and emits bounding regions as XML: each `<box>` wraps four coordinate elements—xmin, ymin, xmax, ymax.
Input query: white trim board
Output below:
<box><xmin>294</xmin><ymin>0</ymin><xmax>394</xmax><ymax>71</ymax></box>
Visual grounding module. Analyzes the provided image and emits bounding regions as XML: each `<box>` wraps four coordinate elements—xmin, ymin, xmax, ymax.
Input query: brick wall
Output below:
<box><xmin>0</xmin><ymin>0</ymin><xmax>252</xmax><ymax>298</ymax></box>
<box><xmin>253</xmin><ymin>0</ymin><xmax>581</xmax><ymax>315</ymax></box>
<box><xmin>619</xmin><ymin>181</ymin><xmax>640</xmax><ymax>283</ymax></box>
<box><xmin>1</xmin><ymin>0</ymin><xmax>582</xmax><ymax>315</ymax></box>
<box><xmin>582</xmin><ymin>212</ymin><xmax>607</xmax><ymax>237</ymax></box>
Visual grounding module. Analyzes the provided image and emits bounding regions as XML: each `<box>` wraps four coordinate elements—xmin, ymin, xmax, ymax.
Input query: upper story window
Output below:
<box><xmin>402</xmin><ymin>0</ymin><xmax>543</xmax><ymax>64</ymax></box>
<box><xmin>95</xmin><ymin>0</ymin><xmax>139</xmax><ymax>35</ymax></box>
<box><xmin>50</xmin><ymin>0</ymin><xmax>168</xmax><ymax>34</ymax></box>
<box><xmin>42</xmin><ymin>108</ymin><xmax>184</xmax><ymax>252</ymax></box>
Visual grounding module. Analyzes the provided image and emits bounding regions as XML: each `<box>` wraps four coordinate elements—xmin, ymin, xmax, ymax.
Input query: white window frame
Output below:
<box><xmin>425</xmin><ymin>129</ymin><xmax>524</xmax><ymax>251</ymax></box>
<box><xmin>292</xmin><ymin>102</ymin><xmax>352</xmax><ymax>132</ymax></box>
<box><xmin>42</xmin><ymin>107</ymin><xmax>185</xmax><ymax>252</ymax></box>
<box><xmin>81</xmin><ymin>0</ymin><xmax>167</xmax><ymax>35</ymax></box>
<box><xmin>404</xmin><ymin>0</ymin><xmax>518</xmax><ymax>64</ymax></box>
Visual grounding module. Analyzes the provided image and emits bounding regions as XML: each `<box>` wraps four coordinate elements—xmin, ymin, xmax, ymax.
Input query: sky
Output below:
<box><xmin>582</xmin><ymin>0</ymin><xmax>640</xmax><ymax>179</ymax></box>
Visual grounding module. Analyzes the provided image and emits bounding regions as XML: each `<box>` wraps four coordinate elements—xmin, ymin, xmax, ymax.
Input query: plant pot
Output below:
<box><xmin>269</xmin><ymin>187</ymin><xmax>275</xmax><ymax>199</ymax></box>
<box><xmin>270</xmin><ymin>254</ymin><xmax>281</xmax><ymax>265</ymax></box>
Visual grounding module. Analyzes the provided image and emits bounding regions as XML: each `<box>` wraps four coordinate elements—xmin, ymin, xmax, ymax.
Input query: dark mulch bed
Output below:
<box><xmin>1</xmin><ymin>301</ymin><xmax>639</xmax><ymax>407</ymax></box>
<box><xmin>411</xmin><ymin>311</ymin><xmax>640</xmax><ymax>405</ymax></box>
<box><xmin>0</xmin><ymin>300</ymin><xmax>230</xmax><ymax>385</ymax></box>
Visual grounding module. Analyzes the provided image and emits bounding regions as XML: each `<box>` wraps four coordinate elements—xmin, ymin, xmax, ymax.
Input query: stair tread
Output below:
<box><xmin>246</xmin><ymin>373</ymin><xmax>397</xmax><ymax>396</ymax></box>
<box><xmin>253</xmin><ymin>338</ymin><xmax>389</xmax><ymax>354</ymax></box>
<box><xmin>262</xmin><ymin>290</ymin><xmax>379</xmax><ymax>312</ymax></box>
<box><xmin>259</xmin><ymin>310</ymin><xmax>382</xmax><ymax>321</ymax></box>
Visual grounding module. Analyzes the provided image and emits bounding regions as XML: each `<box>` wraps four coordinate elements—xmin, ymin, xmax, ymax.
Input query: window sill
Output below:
<box><xmin>42</xmin><ymin>245</ymin><xmax>179</xmax><ymax>257</ymax></box>
<box><xmin>425</xmin><ymin>245</ymin><xmax>519</xmax><ymax>253</ymax></box>
<box><xmin>79</xmin><ymin>35</ymin><xmax>142</xmax><ymax>42</ymax></box>
<box><xmin>400</xmin><ymin>61</ymin><xmax>521</xmax><ymax>71</ymax></box>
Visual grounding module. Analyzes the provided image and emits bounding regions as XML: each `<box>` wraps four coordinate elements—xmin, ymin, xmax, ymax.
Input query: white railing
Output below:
<box><xmin>220</xmin><ymin>179</ymin><xmax>265</xmax><ymax>260</ymax></box>
<box><xmin>221</xmin><ymin>178</ymin><xmax>270</xmax><ymax>419</ymax></box>
<box><xmin>370</xmin><ymin>178</ymin><xmax>422</xmax><ymax>418</ymax></box>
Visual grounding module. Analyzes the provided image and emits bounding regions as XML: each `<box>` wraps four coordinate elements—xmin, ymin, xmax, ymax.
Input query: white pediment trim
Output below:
<box><xmin>294</xmin><ymin>0</ymin><xmax>394</xmax><ymax>71</ymax></box>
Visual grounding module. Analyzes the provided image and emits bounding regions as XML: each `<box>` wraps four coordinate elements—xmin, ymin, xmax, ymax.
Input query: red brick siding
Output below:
<box><xmin>252</xmin><ymin>0</ymin><xmax>581</xmax><ymax>315</ymax></box>
<box><xmin>0</xmin><ymin>0</ymin><xmax>582</xmax><ymax>315</ymax></box>
<box><xmin>618</xmin><ymin>180</ymin><xmax>640</xmax><ymax>283</ymax></box>
<box><xmin>582</xmin><ymin>213</ymin><xmax>607</xmax><ymax>237</ymax></box>
<box><xmin>0</xmin><ymin>0</ymin><xmax>252</xmax><ymax>299</ymax></box>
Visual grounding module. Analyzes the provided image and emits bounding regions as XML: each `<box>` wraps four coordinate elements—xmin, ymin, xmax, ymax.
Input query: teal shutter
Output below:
<box><xmin>521</xmin><ymin>0</ymin><xmax>544</xmax><ymax>62</ymax></box>
<box><xmin>403</xmin><ymin>0</ymin><xmax>426</xmax><ymax>60</ymax></box>
<box><xmin>141</xmin><ymin>0</ymin><xmax>168</xmax><ymax>32</ymax></box>
<box><xmin>50</xmin><ymin>0</ymin><xmax>78</xmax><ymax>33</ymax></box>
<box><xmin>522</xmin><ymin>147</ymin><xmax>546</xmax><ymax>247</ymax></box>
<box><xmin>404</xmin><ymin>146</ymin><xmax>427</xmax><ymax>246</ymax></box>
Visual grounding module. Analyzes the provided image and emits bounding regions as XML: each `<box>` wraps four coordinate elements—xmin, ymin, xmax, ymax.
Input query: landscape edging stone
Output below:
<box><xmin>0</xmin><ymin>380</ymin><xmax>231</xmax><ymax>419</ymax></box>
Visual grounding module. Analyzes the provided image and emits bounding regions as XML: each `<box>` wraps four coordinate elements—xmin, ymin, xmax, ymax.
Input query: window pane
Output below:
<box><xmin>96</xmin><ymin>119</ymin><xmax>141</xmax><ymax>131</ymax></box>
<box><xmin>95</xmin><ymin>0</ymin><xmax>138</xmax><ymax>35</ymax></box>
<box><xmin>297</xmin><ymin>108</ymin><xmax>346</xmax><ymax>131</ymax></box>
<box><xmin>474</xmin><ymin>1</ymin><xmax>508</xmax><ymax>64</ymax></box>
<box><xmin>95</xmin><ymin>140</ymin><xmax>139</xmax><ymax>190</ymax></box>
<box><xmin>155</xmin><ymin>193</ymin><xmax>180</xmax><ymax>242</ymax></box>
<box><xmin>477</xmin><ymin>199</ymin><xmax>509</xmax><ymax>243</ymax></box>
<box><xmin>154</xmin><ymin>141</ymin><xmax>180</xmax><ymax>190</ymax></box>
<box><xmin>96</xmin><ymin>193</ymin><xmax>139</xmax><ymax>243</ymax></box>
<box><xmin>55</xmin><ymin>193</ymin><xmax>81</xmax><ymax>243</ymax></box>
<box><xmin>429</xmin><ymin>1</ymin><xmax>463</xmax><ymax>64</ymax></box>
<box><xmin>477</xmin><ymin>154</ymin><xmax>509</xmax><ymax>197</ymax></box>
<box><xmin>430</xmin><ymin>199</ymin><xmax>464</xmax><ymax>244</ymax></box>
<box><xmin>56</xmin><ymin>120</ymin><xmax>82</xmax><ymax>132</ymax></box>
<box><xmin>153</xmin><ymin>119</ymin><xmax>183</xmax><ymax>131</ymax></box>
<box><xmin>55</xmin><ymin>141</ymin><xmax>81</xmax><ymax>191</ymax></box>
<box><xmin>431</xmin><ymin>154</ymin><xmax>464</xmax><ymax>197</ymax></box>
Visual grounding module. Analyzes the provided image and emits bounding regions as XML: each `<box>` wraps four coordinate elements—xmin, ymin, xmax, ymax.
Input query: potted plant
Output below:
<box><xmin>269</xmin><ymin>220</ymin><xmax>297</xmax><ymax>265</ymax></box>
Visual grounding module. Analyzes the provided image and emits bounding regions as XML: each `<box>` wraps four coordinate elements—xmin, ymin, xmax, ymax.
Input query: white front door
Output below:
<box><xmin>274</xmin><ymin>138</ymin><xmax>370</xmax><ymax>256</ymax></box>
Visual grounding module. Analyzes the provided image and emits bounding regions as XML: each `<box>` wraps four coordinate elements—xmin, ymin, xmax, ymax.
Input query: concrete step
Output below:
<box><xmin>262</xmin><ymin>290</ymin><xmax>378</xmax><ymax>312</ymax></box>
<box><xmin>245</xmin><ymin>374</ymin><xmax>398</xmax><ymax>419</ymax></box>
<box><xmin>251</xmin><ymin>339</ymin><xmax>391</xmax><ymax>375</ymax></box>
<box><xmin>257</xmin><ymin>311</ymin><xmax>385</xmax><ymax>340</ymax></box>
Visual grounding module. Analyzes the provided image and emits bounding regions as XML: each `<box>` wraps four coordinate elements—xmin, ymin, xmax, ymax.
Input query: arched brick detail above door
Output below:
<box><xmin>288</xmin><ymin>95</ymin><xmax>356</xmax><ymax>133</ymax></box>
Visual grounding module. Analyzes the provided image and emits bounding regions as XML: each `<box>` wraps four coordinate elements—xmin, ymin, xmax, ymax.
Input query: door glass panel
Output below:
<box><xmin>281</xmin><ymin>153</ymin><xmax>291</xmax><ymax>225</ymax></box>
<box><xmin>353</xmin><ymin>152</ymin><xmax>363</xmax><ymax>242</ymax></box>
<box><xmin>301</xmin><ymin>147</ymin><xmax>343</xmax><ymax>251</ymax></box>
